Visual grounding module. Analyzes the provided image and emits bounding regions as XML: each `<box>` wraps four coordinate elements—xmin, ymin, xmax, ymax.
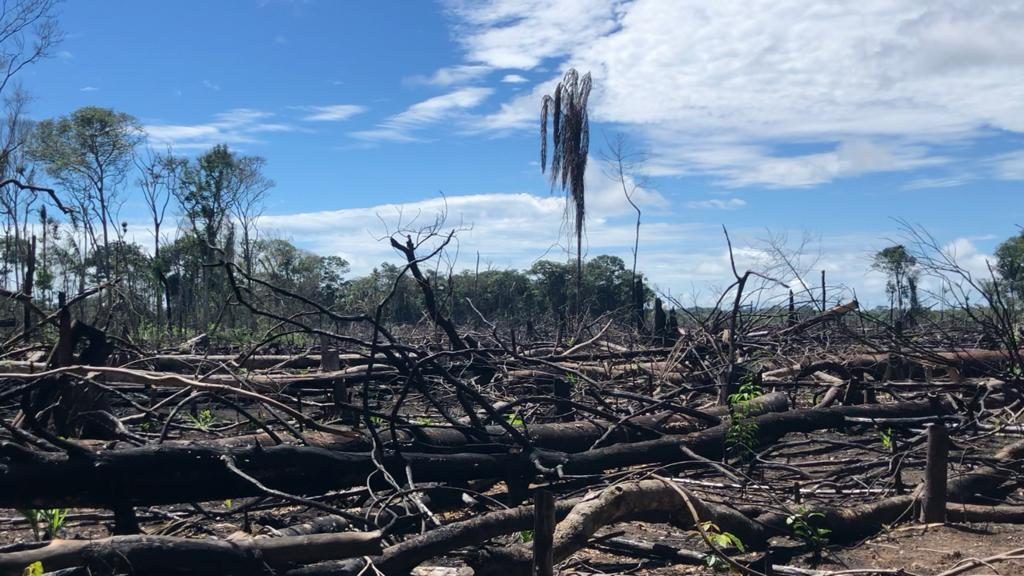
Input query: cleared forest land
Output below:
<box><xmin>2</xmin><ymin>261</ymin><xmax>1024</xmax><ymax>576</ymax></box>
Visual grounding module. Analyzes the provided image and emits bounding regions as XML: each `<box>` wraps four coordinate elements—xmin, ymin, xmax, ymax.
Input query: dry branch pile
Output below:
<box><xmin>2</xmin><ymin>251</ymin><xmax>1024</xmax><ymax>576</ymax></box>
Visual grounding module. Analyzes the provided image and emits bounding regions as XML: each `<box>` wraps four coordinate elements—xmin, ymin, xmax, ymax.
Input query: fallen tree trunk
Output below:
<box><xmin>764</xmin><ymin>348</ymin><xmax>1021</xmax><ymax>381</ymax></box>
<box><xmin>0</xmin><ymin>531</ymin><xmax>381</xmax><ymax>576</ymax></box>
<box><xmin>468</xmin><ymin>479</ymin><xmax>766</xmax><ymax>576</ymax></box>
<box><xmin>0</xmin><ymin>397</ymin><xmax>954</xmax><ymax>509</ymax></box>
<box><xmin>299</xmin><ymin>470</ymin><xmax>1024</xmax><ymax>576</ymax></box>
<box><xmin>0</xmin><ymin>364</ymin><xmax>400</xmax><ymax>393</ymax></box>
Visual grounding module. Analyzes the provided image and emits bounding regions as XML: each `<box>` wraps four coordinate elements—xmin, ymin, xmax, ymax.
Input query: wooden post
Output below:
<box><xmin>920</xmin><ymin>421</ymin><xmax>948</xmax><ymax>523</ymax></box>
<box><xmin>22</xmin><ymin>236</ymin><xmax>36</xmax><ymax>340</ymax></box>
<box><xmin>320</xmin><ymin>334</ymin><xmax>340</xmax><ymax>372</ymax></box>
<box><xmin>788</xmin><ymin>290</ymin><xmax>796</xmax><ymax>327</ymax></box>
<box><xmin>50</xmin><ymin>291</ymin><xmax>74</xmax><ymax>368</ymax></box>
<box><xmin>820</xmin><ymin>269</ymin><xmax>826</xmax><ymax>311</ymax></box>
<box><xmin>554</xmin><ymin>378</ymin><xmax>573</xmax><ymax>422</ymax></box>
<box><xmin>533</xmin><ymin>490</ymin><xmax>555</xmax><ymax>576</ymax></box>
<box><xmin>634</xmin><ymin>276</ymin><xmax>645</xmax><ymax>333</ymax></box>
<box><xmin>653</xmin><ymin>297</ymin><xmax>666</xmax><ymax>338</ymax></box>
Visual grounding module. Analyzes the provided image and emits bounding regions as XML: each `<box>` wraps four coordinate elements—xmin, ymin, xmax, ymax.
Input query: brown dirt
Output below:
<box><xmin>556</xmin><ymin>521</ymin><xmax>1024</xmax><ymax>575</ymax></box>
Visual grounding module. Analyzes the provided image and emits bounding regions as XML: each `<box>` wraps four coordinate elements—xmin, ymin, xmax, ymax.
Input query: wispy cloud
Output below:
<box><xmin>351</xmin><ymin>87</ymin><xmax>493</xmax><ymax>143</ymax></box>
<box><xmin>992</xmin><ymin>150</ymin><xmax>1024</xmax><ymax>180</ymax></box>
<box><xmin>687</xmin><ymin>198</ymin><xmax>747</xmax><ymax>210</ymax></box>
<box><xmin>902</xmin><ymin>174</ymin><xmax>973</xmax><ymax>190</ymax></box>
<box><xmin>446</xmin><ymin>0</ymin><xmax>621</xmax><ymax>69</ymax></box>
<box><xmin>202</xmin><ymin>79</ymin><xmax>221</xmax><ymax>91</ymax></box>
<box><xmin>258</xmin><ymin>171</ymin><xmax>670</xmax><ymax>277</ymax></box>
<box><xmin>79</xmin><ymin>86</ymin><xmax>98</xmax><ymax>92</ymax></box>
<box><xmin>144</xmin><ymin>108</ymin><xmax>293</xmax><ymax>150</ymax></box>
<box><xmin>644</xmin><ymin>138</ymin><xmax>946</xmax><ymax>188</ymax></box>
<box><xmin>448</xmin><ymin>0</ymin><xmax>1024</xmax><ymax>187</ymax></box>
<box><xmin>501</xmin><ymin>74</ymin><xmax>528</xmax><ymax>84</ymax></box>
<box><xmin>406</xmin><ymin>65</ymin><xmax>491</xmax><ymax>86</ymax></box>
<box><xmin>246</xmin><ymin>185</ymin><xmax>954</xmax><ymax>307</ymax></box>
<box><xmin>299</xmin><ymin>104</ymin><xmax>367</xmax><ymax>122</ymax></box>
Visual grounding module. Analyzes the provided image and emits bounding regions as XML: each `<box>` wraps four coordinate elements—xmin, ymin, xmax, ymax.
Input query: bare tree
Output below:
<box><xmin>136</xmin><ymin>148</ymin><xmax>183</xmax><ymax>335</ymax></box>
<box><xmin>601</xmin><ymin>133</ymin><xmax>646</xmax><ymax>330</ymax></box>
<box><xmin>0</xmin><ymin>0</ymin><xmax>61</xmax><ymax>98</ymax></box>
<box><xmin>230</xmin><ymin>155</ymin><xmax>273</xmax><ymax>278</ymax></box>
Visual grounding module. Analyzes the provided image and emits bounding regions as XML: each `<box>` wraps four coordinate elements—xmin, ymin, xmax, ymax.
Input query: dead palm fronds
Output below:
<box><xmin>541</xmin><ymin>69</ymin><xmax>592</xmax><ymax>319</ymax></box>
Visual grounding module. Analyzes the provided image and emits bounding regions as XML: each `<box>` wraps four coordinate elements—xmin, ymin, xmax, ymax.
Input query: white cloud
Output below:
<box><xmin>501</xmin><ymin>74</ymin><xmax>528</xmax><ymax>84</ymax></box>
<box><xmin>471</xmin><ymin>79</ymin><xmax>554</xmax><ymax>132</ymax></box>
<box><xmin>79</xmin><ymin>86</ymin><xmax>98</xmax><ymax>92</ymax></box>
<box><xmin>406</xmin><ymin>65</ymin><xmax>491</xmax><ymax>86</ymax></box>
<box><xmin>351</xmin><ymin>87</ymin><xmax>493</xmax><ymax>142</ymax></box>
<box><xmin>250</xmin><ymin>188</ymin><xmax>923</xmax><ymax>306</ymax></box>
<box><xmin>992</xmin><ymin>150</ymin><xmax>1024</xmax><ymax>180</ymax></box>
<box><xmin>902</xmin><ymin>174</ymin><xmax>972</xmax><ymax>190</ymax></box>
<box><xmin>202</xmin><ymin>79</ymin><xmax>221</xmax><ymax>91</ymax></box>
<box><xmin>687</xmin><ymin>198</ymin><xmax>746</xmax><ymax>210</ymax></box>
<box><xmin>145</xmin><ymin>108</ymin><xmax>293</xmax><ymax>150</ymax></box>
<box><xmin>449</xmin><ymin>0</ymin><xmax>1024</xmax><ymax>186</ymax></box>
<box><xmin>940</xmin><ymin>237</ymin><xmax>994</xmax><ymax>280</ymax></box>
<box><xmin>300</xmin><ymin>104</ymin><xmax>367</xmax><ymax>122</ymax></box>
<box><xmin>644</xmin><ymin>138</ymin><xmax>946</xmax><ymax>188</ymax></box>
<box><xmin>446</xmin><ymin>0</ymin><xmax>621</xmax><ymax>69</ymax></box>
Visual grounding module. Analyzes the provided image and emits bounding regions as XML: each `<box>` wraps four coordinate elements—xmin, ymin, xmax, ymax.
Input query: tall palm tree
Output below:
<box><xmin>541</xmin><ymin>69</ymin><xmax>591</xmax><ymax>319</ymax></box>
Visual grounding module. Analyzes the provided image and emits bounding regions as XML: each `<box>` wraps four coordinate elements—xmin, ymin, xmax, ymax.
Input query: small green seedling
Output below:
<box><xmin>879</xmin><ymin>427</ymin><xmax>894</xmax><ymax>450</ymax></box>
<box><xmin>20</xmin><ymin>509</ymin><xmax>67</xmax><ymax>541</ymax></box>
<box><xmin>699</xmin><ymin>521</ymin><xmax>745</xmax><ymax>572</ymax></box>
<box><xmin>188</xmin><ymin>409</ymin><xmax>216</xmax><ymax>431</ymax></box>
<box><xmin>787</xmin><ymin>508</ymin><xmax>831</xmax><ymax>561</ymax></box>
<box><xmin>725</xmin><ymin>376</ymin><xmax>763</xmax><ymax>460</ymax></box>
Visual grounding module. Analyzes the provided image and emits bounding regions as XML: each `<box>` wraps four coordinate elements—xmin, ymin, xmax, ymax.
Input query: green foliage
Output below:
<box><xmin>699</xmin><ymin>521</ymin><xmax>745</xmax><ymax>572</ymax></box>
<box><xmin>28</xmin><ymin>107</ymin><xmax>143</xmax><ymax>282</ymax></box>
<box><xmin>29</xmin><ymin>107</ymin><xmax>143</xmax><ymax>191</ymax></box>
<box><xmin>20</xmin><ymin>508</ymin><xmax>67</xmax><ymax>541</ymax></box>
<box><xmin>23</xmin><ymin>561</ymin><xmax>43</xmax><ymax>576</ymax></box>
<box><xmin>996</xmin><ymin>232</ymin><xmax>1024</xmax><ymax>296</ymax></box>
<box><xmin>872</xmin><ymin>244</ymin><xmax>920</xmax><ymax>315</ymax></box>
<box><xmin>787</xmin><ymin>508</ymin><xmax>831</xmax><ymax>556</ymax></box>
<box><xmin>725</xmin><ymin>376</ymin><xmax>763</xmax><ymax>460</ymax></box>
<box><xmin>505</xmin><ymin>413</ymin><xmax>525</xmax><ymax>428</ymax></box>
<box><xmin>187</xmin><ymin>409</ymin><xmax>216</xmax><ymax>431</ymax></box>
<box><xmin>879</xmin><ymin>427</ymin><xmax>893</xmax><ymax>450</ymax></box>
<box><xmin>519</xmin><ymin>529</ymin><xmax>534</xmax><ymax>543</ymax></box>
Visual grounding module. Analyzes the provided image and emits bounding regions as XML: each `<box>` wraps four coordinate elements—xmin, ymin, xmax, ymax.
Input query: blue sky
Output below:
<box><xmin>19</xmin><ymin>0</ymin><xmax>1024</xmax><ymax>306</ymax></box>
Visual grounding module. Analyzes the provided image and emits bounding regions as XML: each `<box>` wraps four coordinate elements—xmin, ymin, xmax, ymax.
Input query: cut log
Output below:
<box><xmin>0</xmin><ymin>397</ymin><xmax>954</xmax><ymax>510</ymax></box>
<box><xmin>0</xmin><ymin>531</ymin><xmax>381</xmax><ymax>575</ymax></box>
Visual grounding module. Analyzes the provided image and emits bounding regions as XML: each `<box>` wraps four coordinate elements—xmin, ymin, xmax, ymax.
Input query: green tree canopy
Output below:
<box><xmin>872</xmin><ymin>244</ymin><xmax>919</xmax><ymax>316</ymax></box>
<box><xmin>29</xmin><ymin>106</ymin><xmax>143</xmax><ymax>280</ymax></box>
<box><xmin>995</xmin><ymin>232</ymin><xmax>1024</xmax><ymax>296</ymax></box>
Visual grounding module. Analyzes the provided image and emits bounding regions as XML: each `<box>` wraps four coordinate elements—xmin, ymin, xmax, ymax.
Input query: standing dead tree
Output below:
<box><xmin>541</xmin><ymin>68</ymin><xmax>592</xmax><ymax>321</ymax></box>
<box><xmin>601</xmin><ymin>133</ymin><xmax>647</xmax><ymax>333</ymax></box>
